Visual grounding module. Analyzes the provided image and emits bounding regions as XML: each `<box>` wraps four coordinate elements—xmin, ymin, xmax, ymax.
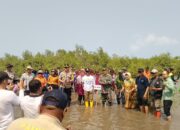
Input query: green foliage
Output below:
<box><xmin>0</xmin><ymin>46</ymin><xmax>180</xmax><ymax>77</ymax></box>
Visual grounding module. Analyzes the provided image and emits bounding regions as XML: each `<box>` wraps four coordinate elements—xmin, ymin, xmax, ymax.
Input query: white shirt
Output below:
<box><xmin>19</xmin><ymin>90</ymin><xmax>43</xmax><ymax>118</ymax></box>
<box><xmin>0</xmin><ymin>89</ymin><xmax>19</xmax><ymax>130</ymax></box>
<box><xmin>4</xmin><ymin>70</ymin><xmax>15</xmax><ymax>84</ymax></box>
<box><xmin>82</xmin><ymin>75</ymin><xmax>95</xmax><ymax>92</ymax></box>
<box><xmin>20</xmin><ymin>73</ymin><xmax>34</xmax><ymax>90</ymax></box>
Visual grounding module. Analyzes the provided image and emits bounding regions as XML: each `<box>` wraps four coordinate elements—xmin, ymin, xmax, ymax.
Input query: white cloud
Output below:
<box><xmin>130</xmin><ymin>34</ymin><xmax>179</xmax><ymax>51</ymax></box>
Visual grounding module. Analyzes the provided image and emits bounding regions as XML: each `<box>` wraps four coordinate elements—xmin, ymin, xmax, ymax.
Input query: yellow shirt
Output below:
<box><xmin>35</xmin><ymin>76</ymin><xmax>47</xmax><ymax>87</ymax></box>
<box><xmin>7</xmin><ymin>114</ymin><xmax>66</xmax><ymax>130</ymax></box>
<box><xmin>48</xmin><ymin>75</ymin><xmax>59</xmax><ymax>86</ymax></box>
<box><xmin>123</xmin><ymin>78</ymin><xmax>136</xmax><ymax>91</ymax></box>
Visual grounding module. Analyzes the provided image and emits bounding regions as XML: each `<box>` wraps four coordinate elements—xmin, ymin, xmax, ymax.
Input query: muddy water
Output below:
<box><xmin>63</xmin><ymin>100</ymin><xmax>180</xmax><ymax>130</ymax></box>
<box><xmin>15</xmin><ymin>83</ymin><xmax>180</xmax><ymax>130</ymax></box>
<box><xmin>62</xmin><ymin>83</ymin><xmax>180</xmax><ymax>130</ymax></box>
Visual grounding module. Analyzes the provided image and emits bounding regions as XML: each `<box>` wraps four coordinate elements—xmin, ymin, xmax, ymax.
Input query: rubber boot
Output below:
<box><xmin>90</xmin><ymin>101</ymin><xmax>94</xmax><ymax>108</ymax></box>
<box><xmin>117</xmin><ymin>98</ymin><xmax>120</xmax><ymax>105</ymax></box>
<box><xmin>85</xmin><ymin>101</ymin><xmax>89</xmax><ymax>108</ymax></box>
<box><xmin>154</xmin><ymin>111</ymin><xmax>157</xmax><ymax>116</ymax></box>
<box><xmin>108</xmin><ymin>101</ymin><xmax>112</xmax><ymax>106</ymax></box>
<box><xmin>102</xmin><ymin>101</ymin><xmax>105</xmax><ymax>107</ymax></box>
<box><xmin>156</xmin><ymin>111</ymin><xmax>161</xmax><ymax>118</ymax></box>
<box><xmin>78</xmin><ymin>97</ymin><xmax>81</xmax><ymax>105</ymax></box>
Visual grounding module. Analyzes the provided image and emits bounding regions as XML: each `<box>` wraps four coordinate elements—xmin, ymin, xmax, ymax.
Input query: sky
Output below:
<box><xmin>0</xmin><ymin>0</ymin><xmax>179</xmax><ymax>58</ymax></box>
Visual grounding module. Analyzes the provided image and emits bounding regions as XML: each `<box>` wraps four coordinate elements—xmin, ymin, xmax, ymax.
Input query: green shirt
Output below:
<box><xmin>163</xmin><ymin>77</ymin><xmax>175</xmax><ymax>101</ymax></box>
<box><xmin>115</xmin><ymin>78</ymin><xmax>123</xmax><ymax>89</ymax></box>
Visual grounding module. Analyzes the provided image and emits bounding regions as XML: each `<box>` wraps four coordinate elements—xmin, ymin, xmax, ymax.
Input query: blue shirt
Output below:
<box><xmin>136</xmin><ymin>75</ymin><xmax>149</xmax><ymax>97</ymax></box>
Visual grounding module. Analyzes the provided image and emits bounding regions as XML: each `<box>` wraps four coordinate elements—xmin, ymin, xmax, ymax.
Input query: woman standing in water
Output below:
<box><xmin>75</xmin><ymin>69</ymin><xmax>85</xmax><ymax>105</ymax></box>
<box><xmin>121</xmin><ymin>72</ymin><xmax>137</xmax><ymax>109</ymax></box>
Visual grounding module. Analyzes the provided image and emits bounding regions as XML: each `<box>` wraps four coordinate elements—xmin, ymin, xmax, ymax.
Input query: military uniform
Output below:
<box><xmin>149</xmin><ymin>77</ymin><xmax>163</xmax><ymax>112</ymax></box>
<box><xmin>99</xmin><ymin>74</ymin><xmax>113</xmax><ymax>106</ymax></box>
<box><xmin>59</xmin><ymin>71</ymin><xmax>74</xmax><ymax>106</ymax></box>
<box><xmin>115</xmin><ymin>77</ymin><xmax>124</xmax><ymax>105</ymax></box>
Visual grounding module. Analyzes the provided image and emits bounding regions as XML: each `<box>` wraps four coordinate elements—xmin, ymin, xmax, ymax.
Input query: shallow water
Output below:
<box><xmin>62</xmin><ymin>100</ymin><xmax>180</xmax><ymax>130</ymax></box>
<box><xmin>62</xmin><ymin>82</ymin><xmax>180</xmax><ymax>130</ymax></box>
<box><xmin>15</xmin><ymin>83</ymin><xmax>180</xmax><ymax>130</ymax></box>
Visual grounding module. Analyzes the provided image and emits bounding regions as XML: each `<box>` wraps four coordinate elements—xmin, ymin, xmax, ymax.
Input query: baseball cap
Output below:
<box><xmin>138</xmin><ymin>68</ymin><xmax>144</xmax><ymax>73</ymax></box>
<box><xmin>37</xmin><ymin>70</ymin><xmax>44</xmax><ymax>74</ymax></box>
<box><xmin>6</xmin><ymin>64</ymin><xmax>13</xmax><ymax>68</ymax></box>
<box><xmin>0</xmin><ymin>71</ymin><xmax>11</xmax><ymax>82</ymax></box>
<box><xmin>42</xmin><ymin>89</ymin><xmax>68</xmax><ymax>110</ymax></box>
<box><xmin>151</xmin><ymin>69</ymin><xmax>158</xmax><ymax>74</ymax></box>
<box><xmin>122</xmin><ymin>67</ymin><xmax>127</xmax><ymax>71</ymax></box>
<box><xmin>85</xmin><ymin>68</ymin><xmax>90</xmax><ymax>73</ymax></box>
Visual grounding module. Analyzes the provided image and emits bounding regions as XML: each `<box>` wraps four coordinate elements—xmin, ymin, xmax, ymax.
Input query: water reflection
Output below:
<box><xmin>63</xmin><ymin>93</ymin><xmax>180</xmax><ymax>130</ymax></box>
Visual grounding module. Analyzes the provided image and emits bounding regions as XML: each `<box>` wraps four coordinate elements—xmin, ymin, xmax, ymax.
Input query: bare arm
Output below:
<box><xmin>144</xmin><ymin>87</ymin><xmax>149</xmax><ymax>99</ymax></box>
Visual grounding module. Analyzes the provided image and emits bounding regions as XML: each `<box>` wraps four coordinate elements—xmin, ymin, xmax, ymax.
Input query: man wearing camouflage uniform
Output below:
<box><xmin>149</xmin><ymin>69</ymin><xmax>163</xmax><ymax>118</ymax></box>
<box><xmin>99</xmin><ymin>68</ymin><xmax>113</xmax><ymax>106</ymax></box>
<box><xmin>59</xmin><ymin>64</ymin><xmax>74</xmax><ymax>107</ymax></box>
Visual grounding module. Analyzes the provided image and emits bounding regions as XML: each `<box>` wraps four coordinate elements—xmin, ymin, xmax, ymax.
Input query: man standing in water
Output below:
<box><xmin>162</xmin><ymin>70</ymin><xmax>175</xmax><ymax>121</ymax></box>
<box><xmin>99</xmin><ymin>68</ymin><xmax>113</xmax><ymax>106</ymax></box>
<box><xmin>149</xmin><ymin>69</ymin><xmax>163</xmax><ymax>118</ymax></box>
<box><xmin>115</xmin><ymin>70</ymin><xmax>124</xmax><ymax>105</ymax></box>
<box><xmin>82</xmin><ymin>68</ymin><xmax>95</xmax><ymax>108</ymax></box>
<box><xmin>59</xmin><ymin>64</ymin><xmax>74</xmax><ymax>107</ymax></box>
<box><xmin>136</xmin><ymin>68</ymin><xmax>149</xmax><ymax>114</ymax></box>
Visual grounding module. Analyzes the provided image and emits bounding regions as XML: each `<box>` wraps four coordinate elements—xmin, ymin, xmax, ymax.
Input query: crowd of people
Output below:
<box><xmin>0</xmin><ymin>63</ymin><xmax>179</xmax><ymax>130</ymax></box>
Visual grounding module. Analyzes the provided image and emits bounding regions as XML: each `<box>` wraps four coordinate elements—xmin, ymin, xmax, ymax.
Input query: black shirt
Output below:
<box><xmin>149</xmin><ymin>77</ymin><xmax>163</xmax><ymax>99</ymax></box>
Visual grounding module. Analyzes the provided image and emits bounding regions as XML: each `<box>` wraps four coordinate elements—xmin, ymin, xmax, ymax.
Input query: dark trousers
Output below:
<box><xmin>64</xmin><ymin>88</ymin><xmax>72</xmax><ymax>107</ymax></box>
<box><xmin>116</xmin><ymin>92</ymin><xmax>125</xmax><ymax>105</ymax></box>
<box><xmin>163</xmin><ymin>100</ymin><xmax>173</xmax><ymax>117</ymax></box>
<box><xmin>78</xmin><ymin>95</ymin><xmax>85</xmax><ymax>104</ymax></box>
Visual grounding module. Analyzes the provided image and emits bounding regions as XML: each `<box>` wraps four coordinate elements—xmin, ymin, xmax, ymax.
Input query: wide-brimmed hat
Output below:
<box><xmin>125</xmin><ymin>72</ymin><xmax>131</xmax><ymax>77</ymax></box>
<box><xmin>26</xmin><ymin>65</ymin><xmax>33</xmax><ymax>70</ymax></box>
<box><xmin>151</xmin><ymin>69</ymin><xmax>158</xmax><ymax>74</ymax></box>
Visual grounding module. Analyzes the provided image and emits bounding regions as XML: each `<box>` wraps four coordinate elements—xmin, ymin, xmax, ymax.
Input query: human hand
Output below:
<box><xmin>66</xmin><ymin>125</ymin><xmax>72</xmax><ymax>130</ymax></box>
<box><xmin>143</xmin><ymin>94</ymin><xmax>148</xmax><ymax>100</ymax></box>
